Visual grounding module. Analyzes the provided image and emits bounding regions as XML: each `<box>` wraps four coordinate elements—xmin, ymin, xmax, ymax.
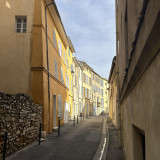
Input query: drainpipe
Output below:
<box><xmin>45</xmin><ymin>0</ymin><xmax>53</xmax><ymax>132</ymax></box>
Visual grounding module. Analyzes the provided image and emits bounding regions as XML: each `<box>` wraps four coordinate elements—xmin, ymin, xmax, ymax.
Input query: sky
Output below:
<box><xmin>55</xmin><ymin>0</ymin><xmax>116</xmax><ymax>79</ymax></box>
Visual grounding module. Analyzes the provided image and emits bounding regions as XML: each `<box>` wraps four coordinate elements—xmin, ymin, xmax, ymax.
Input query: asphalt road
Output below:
<box><xmin>7</xmin><ymin>116</ymin><xmax>103</xmax><ymax>160</ymax></box>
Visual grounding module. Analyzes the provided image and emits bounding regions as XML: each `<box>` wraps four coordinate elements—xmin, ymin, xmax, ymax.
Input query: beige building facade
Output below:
<box><xmin>114</xmin><ymin>0</ymin><xmax>160</xmax><ymax>159</ymax></box>
<box><xmin>108</xmin><ymin>56</ymin><xmax>119</xmax><ymax>128</ymax></box>
<box><xmin>102</xmin><ymin>78</ymin><xmax>109</xmax><ymax>113</ymax></box>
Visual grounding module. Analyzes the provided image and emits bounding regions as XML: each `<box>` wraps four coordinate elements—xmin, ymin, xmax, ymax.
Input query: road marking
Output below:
<box><xmin>99</xmin><ymin>138</ymin><xmax>107</xmax><ymax>160</ymax></box>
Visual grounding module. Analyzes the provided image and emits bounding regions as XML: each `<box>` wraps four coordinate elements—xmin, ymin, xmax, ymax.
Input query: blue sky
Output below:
<box><xmin>55</xmin><ymin>0</ymin><xmax>116</xmax><ymax>79</ymax></box>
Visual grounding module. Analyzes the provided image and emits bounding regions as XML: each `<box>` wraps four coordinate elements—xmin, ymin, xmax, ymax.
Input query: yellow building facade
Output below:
<box><xmin>66</xmin><ymin>37</ymin><xmax>75</xmax><ymax>120</ymax></box>
<box><xmin>32</xmin><ymin>0</ymin><xmax>72</xmax><ymax>133</ymax></box>
<box><xmin>0</xmin><ymin>0</ymin><xmax>75</xmax><ymax>133</ymax></box>
<box><xmin>100</xmin><ymin>78</ymin><xmax>109</xmax><ymax>113</ymax></box>
<box><xmin>0</xmin><ymin>0</ymin><xmax>109</xmax><ymax>135</ymax></box>
<box><xmin>103</xmin><ymin>78</ymin><xmax>109</xmax><ymax>113</ymax></box>
<box><xmin>79</xmin><ymin>62</ymin><xmax>92</xmax><ymax>118</ymax></box>
<box><xmin>92</xmin><ymin>71</ymin><xmax>101</xmax><ymax>115</ymax></box>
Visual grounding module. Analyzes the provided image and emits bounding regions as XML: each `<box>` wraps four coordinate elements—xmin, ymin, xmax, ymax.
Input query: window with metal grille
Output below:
<box><xmin>15</xmin><ymin>16</ymin><xmax>27</xmax><ymax>33</ymax></box>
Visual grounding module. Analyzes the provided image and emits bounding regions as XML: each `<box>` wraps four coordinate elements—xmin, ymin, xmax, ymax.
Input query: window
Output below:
<box><xmin>60</xmin><ymin>67</ymin><xmax>64</xmax><ymax>84</ymax></box>
<box><xmin>58</xmin><ymin>95</ymin><xmax>63</xmax><ymax>119</ymax></box>
<box><xmin>58</xmin><ymin>38</ymin><xmax>62</xmax><ymax>57</ymax></box>
<box><xmin>67</xmin><ymin>59</ymin><xmax>69</xmax><ymax>68</ymax></box>
<box><xmin>79</xmin><ymin>84</ymin><xmax>80</xmax><ymax>95</ymax></box>
<box><xmin>83</xmin><ymin>73</ymin><xmax>86</xmax><ymax>83</ymax></box>
<box><xmin>101</xmin><ymin>89</ymin><xmax>103</xmax><ymax>97</ymax></box>
<box><xmin>65</xmin><ymin>73</ymin><xmax>67</xmax><ymax>88</ymax></box>
<box><xmin>53</xmin><ymin>29</ymin><xmax>56</xmax><ymax>48</ymax></box>
<box><xmin>75</xmin><ymin>75</ymin><xmax>77</xmax><ymax>86</ymax></box>
<box><xmin>69</xmin><ymin>100</ymin><xmax>71</xmax><ymax>112</ymax></box>
<box><xmin>15</xmin><ymin>16</ymin><xmax>27</xmax><ymax>33</ymax></box>
<box><xmin>90</xmin><ymin>90</ymin><xmax>92</xmax><ymax>99</ymax></box>
<box><xmin>68</xmin><ymin>48</ymin><xmax>70</xmax><ymax>57</ymax></box>
<box><xmin>81</xmin><ymin>86</ymin><xmax>83</xmax><ymax>97</ymax></box>
<box><xmin>101</xmin><ymin>98</ymin><xmax>104</xmax><ymax>106</ymax></box>
<box><xmin>101</xmin><ymin>80</ymin><xmax>103</xmax><ymax>87</ymax></box>
<box><xmin>86</xmin><ymin>75</ymin><xmax>88</xmax><ymax>84</ymax></box>
<box><xmin>81</xmin><ymin>72</ymin><xmax>83</xmax><ymax>82</ymax></box>
<box><xmin>71</xmin><ymin>80</ymin><xmax>73</xmax><ymax>93</ymax></box>
<box><xmin>64</xmin><ymin>51</ymin><xmax>66</xmax><ymax>63</ymax></box>
<box><xmin>78</xmin><ymin>68</ymin><xmax>80</xmax><ymax>79</ymax></box>
<box><xmin>68</xmin><ymin>76</ymin><xmax>69</xmax><ymax>89</ymax></box>
<box><xmin>83</xmin><ymin>87</ymin><xmax>85</xmax><ymax>97</ymax></box>
<box><xmin>85</xmin><ymin>88</ymin><xmax>87</xmax><ymax>98</ymax></box>
<box><xmin>54</xmin><ymin>59</ymin><xmax>58</xmax><ymax>79</ymax></box>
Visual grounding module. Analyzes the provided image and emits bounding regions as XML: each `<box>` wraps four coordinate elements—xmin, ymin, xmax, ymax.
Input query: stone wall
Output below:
<box><xmin>0</xmin><ymin>92</ymin><xmax>42</xmax><ymax>158</ymax></box>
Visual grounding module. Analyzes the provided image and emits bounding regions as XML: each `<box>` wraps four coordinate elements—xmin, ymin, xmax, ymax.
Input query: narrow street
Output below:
<box><xmin>7</xmin><ymin>116</ymin><xmax>104</xmax><ymax>160</ymax></box>
<box><xmin>0</xmin><ymin>0</ymin><xmax>159</xmax><ymax>159</ymax></box>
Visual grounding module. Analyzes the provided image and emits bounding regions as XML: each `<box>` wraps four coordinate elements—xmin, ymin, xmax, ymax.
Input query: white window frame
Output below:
<box><xmin>15</xmin><ymin>16</ymin><xmax>27</xmax><ymax>33</ymax></box>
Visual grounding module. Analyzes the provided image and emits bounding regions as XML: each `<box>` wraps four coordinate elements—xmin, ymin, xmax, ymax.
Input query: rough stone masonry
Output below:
<box><xmin>0</xmin><ymin>92</ymin><xmax>42</xmax><ymax>158</ymax></box>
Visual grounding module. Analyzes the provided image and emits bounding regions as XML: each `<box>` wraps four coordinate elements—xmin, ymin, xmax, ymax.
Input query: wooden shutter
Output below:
<box><xmin>58</xmin><ymin>95</ymin><xmax>63</xmax><ymax>119</ymax></box>
<box><xmin>53</xmin><ymin>29</ymin><xmax>56</xmax><ymax>48</ymax></box>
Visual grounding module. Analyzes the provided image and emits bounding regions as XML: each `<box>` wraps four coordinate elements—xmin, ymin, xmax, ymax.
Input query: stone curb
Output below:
<box><xmin>92</xmin><ymin>116</ymin><xmax>109</xmax><ymax>160</ymax></box>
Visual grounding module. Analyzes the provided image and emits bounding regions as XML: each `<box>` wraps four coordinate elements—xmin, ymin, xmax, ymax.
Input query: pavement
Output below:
<box><xmin>106</xmin><ymin>121</ymin><xmax>124</xmax><ymax>160</ymax></box>
<box><xmin>7</xmin><ymin>116</ymin><xmax>104</xmax><ymax>160</ymax></box>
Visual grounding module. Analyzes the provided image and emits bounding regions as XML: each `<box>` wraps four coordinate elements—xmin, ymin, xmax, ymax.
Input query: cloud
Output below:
<box><xmin>55</xmin><ymin>0</ymin><xmax>116</xmax><ymax>78</ymax></box>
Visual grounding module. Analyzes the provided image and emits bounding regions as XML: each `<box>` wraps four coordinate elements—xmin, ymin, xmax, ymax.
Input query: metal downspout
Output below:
<box><xmin>45</xmin><ymin>1</ymin><xmax>53</xmax><ymax>132</ymax></box>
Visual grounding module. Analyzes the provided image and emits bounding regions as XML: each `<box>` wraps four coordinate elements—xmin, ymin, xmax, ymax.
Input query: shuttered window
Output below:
<box><xmin>85</xmin><ymin>88</ymin><xmax>87</xmax><ymax>98</ymax></box>
<box><xmin>58</xmin><ymin>38</ymin><xmax>62</xmax><ymax>57</ymax></box>
<box><xmin>101</xmin><ymin>98</ymin><xmax>104</xmax><ymax>107</ymax></box>
<box><xmin>60</xmin><ymin>67</ymin><xmax>64</xmax><ymax>84</ymax></box>
<box><xmin>68</xmin><ymin>48</ymin><xmax>70</xmax><ymax>57</ymax></box>
<box><xmin>67</xmin><ymin>59</ymin><xmax>69</xmax><ymax>68</ymax></box>
<box><xmin>84</xmin><ymin>73</ymin><xmax>86</xmax><ymax>83</ymax></box>
<box><xmin>54</xmin><ymin>59</ymin><xmax>58</xmax><ymax>79</ymax></box>
<box><xmin>65</xmin><ymin>73</ymin><xmax>67</xmax><ymax>87</ymax></box>
<box><xmin>81</xmin><ymin>86</ymin><xmax>83</xmax><ymax>97</ymax></box>
<box><xmin>65</xmin><ymin>74</ymin><xmax>69</xmax><ymax>89</ymax></box>
<box><xmin>53</xmin><ymin>29</ymin><xmax>56</xmax><ymax>48</ymax></box>
<box><xmin>69</xmin><ymin>101</ymin><xmax>71</xmax><ymax>112</ymax></box>
<box><xmin>101</xmin><ymin>89</ymin><xmax>103</xmax><ymax>97</ymax></box>
<box><xmin>64</xmin><ymin>51</ymin><xmax>65</xmax><ymax>64</ymax></box>
<box><xmin>58</xmin><ymin>95</ymin><xmax>63</xmax><ymax>119</ymax></box>
<box><xmin>68</xmin><ymin>76</ymin><xmax>69</xmax><ymax>89</ymax></box>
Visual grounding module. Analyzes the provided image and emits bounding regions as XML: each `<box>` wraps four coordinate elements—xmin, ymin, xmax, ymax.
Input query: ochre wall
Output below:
<box><xmin>0</xmin><ymin>0</ymin><xmax>35</xmax><ymax>95</ymax></box>
<box><xmin>40</xmin><ymin>0</ymin><xmax>69</xmax><ymax>133</ymax></box>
